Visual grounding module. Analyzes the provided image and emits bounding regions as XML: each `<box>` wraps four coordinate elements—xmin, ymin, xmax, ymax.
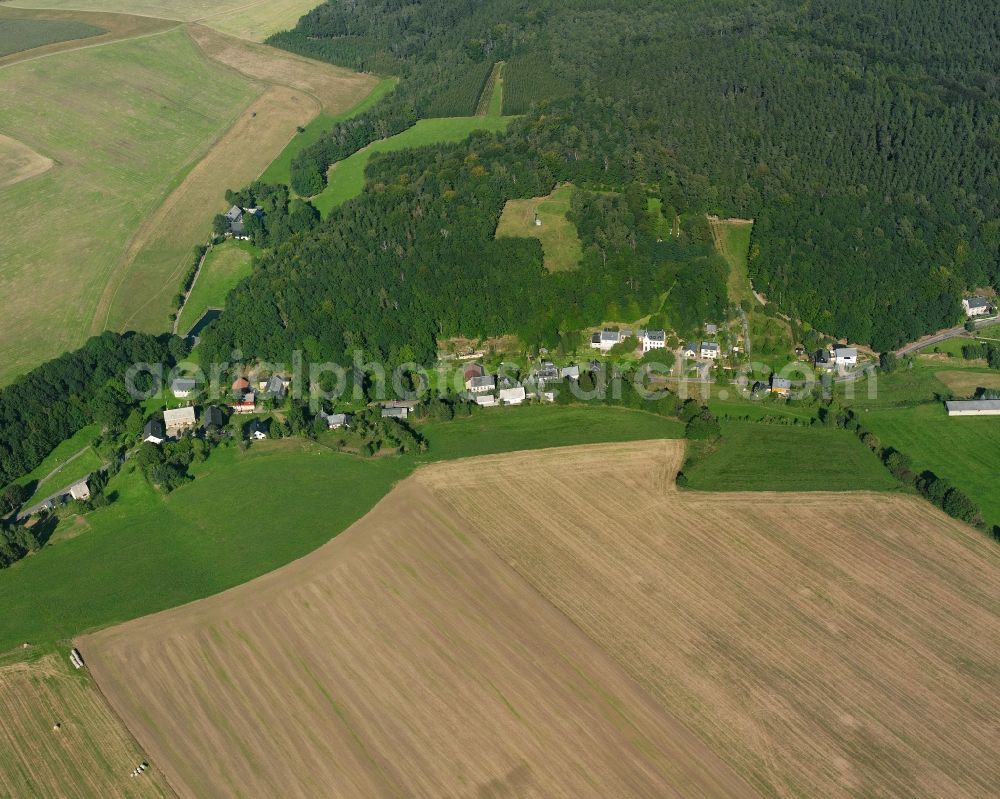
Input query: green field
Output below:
<box><xmin>313</xmin><ymin>114</ymin><xmax>515</xmax><ymax>215</ymax></box>
<box><xmin>5</xmin><ymin>0</ymin><xmax>257</xmax><ymax>20</ymax></box>
<box><xmin>0</xmin><ymin>29</ymin><xmax>258</xmax><ymax>385</ymax></box>
<box><xmin>177</xmin><ymin>239</ymin><xmax>256</xmax><ymax>335</ymax></box>
<box><xmin>917</xmin><ymin>336</ymin><xmax>978</xmax><ymax>357</ymax></box>
<box><xmin>0</xmin><ymin>17</ymin><xmax>104</xmax><ymax>56</ymax></box>
<box><xmin>475</xmin><ymin>60</ymin><xmax>505</xmax><ymax>117</ymax></box>
<box><xmin>863</xmin><ymin>402</ymin><xmax>1000</xmax><ymax>527</ymax></box>
<box><xmin>495</xmin><ymin>183</ymin><xmax>583</xmax><ymax>271</ymax></box>
<box><xmin>683</xmin><ymin>421</ymin><xmax>900</xmax><ymax>493</ymax></box>
<box><xmin>711</xmin><ymin>218</ymin><xmax>755</xmax><ymax>306</ymax></box>
<box><xmin>11</xmin><ymin>424</ymin><xmax>103</xmax><ymax>502</ymax></box>
<box><xmin>260</xmin><ymin>77</ymin><xmax>398</xmax><ymax>188</ymax></box>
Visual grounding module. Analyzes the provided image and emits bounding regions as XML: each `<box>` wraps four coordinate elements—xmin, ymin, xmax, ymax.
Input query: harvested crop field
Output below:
<box><xmin>0</xmin><ymin>653</ymin><xmax>174</xmax><ymax>798</ymax></box>
<box><xmin>0</xmin><ymin>133</ymin><xmax>53</xmax><ymax>188</ymax></box>
<box><xmin>82</xmin><ymin>441</ymin><xmax>1000</xmax><ymax>798</ymax></box>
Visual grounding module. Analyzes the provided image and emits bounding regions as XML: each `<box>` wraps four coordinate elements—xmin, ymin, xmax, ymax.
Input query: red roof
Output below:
<box><xmin>231</xmin><ymin>377</ymin><xmax>250</xmax><ymax>392</ymax></box>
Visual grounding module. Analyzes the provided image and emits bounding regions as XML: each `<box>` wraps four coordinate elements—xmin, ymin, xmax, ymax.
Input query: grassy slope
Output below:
<box><xmin>11</xmin><ymin>424</ymin><xmax>103</xmax><ymax>501</ymax></box>
<box><xmin>0</xmin><ymin>18</ymin><xmax>105</xmax><ymax>56</ymax></box>
<box><xmin>202</xmin><ymin>0</ymin><xmax>320</xmax><ymax>42</ymax></box>
<box><xmin>0</xmin><ymin>404</ymin><xmax>685</xmax><ymax>651</ymax></box>
<box><xmin>4</xmin><ymin>0</ymin><xmax>255</xmax><ymax>20</ymax></box>
<box><xmin>0</xmin><ymin>29</ymin><xmax>257</xmax><ymax>385</ymax></box>
<box><xmin>314</xmin><ymin>115</ymin><xmax>515</xmax><ymax>215</ymax></box>
<box><xmin>177</xmin><ymin>239</ymin><xmax>256</xmax><ymax>335</ymax></box>
<box><xmin>495</xmin><ymin>183</ymin><xmax>583</xmax><ymax>272</ymax></box>
<box><xmin>260</xmin><ymin>76</ymin><xmax>397</xmax><ymax>187</ymax></box>
<box><xmin>684</xmin><ymin>421</ymin><xmax>900</xmax><ymax>492</ymax></box>
<box><xmin>712</xmin><ymin>219</ymin><xmax>754</xmax><ymax>306</ymax></box>
<box><xmin>863</xmin><ymin>402</ymin><xmax>1000</xmax><ymax>526</ymax></box>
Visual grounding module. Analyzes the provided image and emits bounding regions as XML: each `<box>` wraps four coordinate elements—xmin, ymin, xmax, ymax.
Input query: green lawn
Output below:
<box><xmin>683</xmin><ymin>421</ymin><xmax>900</xmax><ymax>493</ymax></box>
<box><xmin>416</xmin><ymin>403</ymin><xmax>684</xmax><ymax>462</ymax></box>
<box><xmin>313</xmin><ymin>114</ymin><xmax>515</xmax><ymax>215</ymax></box>
<box><xmin>177</xmin><ymin>239</ymin><xmax>256</xmax><ymax>335</ymax></box>
<box><xmin>863</xmin><ymin>403</ymin><xmax>1000</xmax><ymax>528</ymax></box>
<box><xmin>495</xmin><ymin>183</ymin><xmax>583</xmax><ymax>272</ymax></box>
<box><xmin>917</xmin><ymin>336</ymin><xmax>977</xmax><ymax>357</ymax></box>
<box><xmin>0</xmin><ymin>18</ymin><xmax>104</xmax><ymax>56</ymax></box>
<box><xmin>259</xmin><ymin>77</ymin><xmax>397</xmax><ymax>188</ymax></box>
<box><xmin>11</xmin><ymin>424</ymin><xmax>103</xmax><ymax>501</ymax></box>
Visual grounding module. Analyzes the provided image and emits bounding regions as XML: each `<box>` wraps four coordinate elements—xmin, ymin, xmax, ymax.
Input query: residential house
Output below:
<box><xmin>381</xmin><ymin>406</ymin><xmax>408</xmax><ymax>420</ymax></box>
<box><xmin>699</xmin><ymin>341</ymin><xmax>720</xmax><ymax>360</ymax></box>
<box><xmin>834</xmin><ymin>347</ymin><xmax>858</xmax><ymax>368</ymax></box>
<box><xmin>231</xmin><ymin>392</ymin><xmax>256</xmax><ymax>414</ymax></box>
<box><xmin>561</xmin><ymin>365</ymin><xmax>580</xmax><ymax>380</ymax></box>
<box><xmin>264</xmin><ymin>375</ymin><xmax>287</xmax><ymax>399</ymax></box>
<box><xmin>681</xmin><ymin>342</ymin><xmax>698</xmax><ymax>358</ymax></box>
<box><xmin>963</xmin><ymin>297</ymin><xmax>992</xmax><ymax>317</ymax></box>
<box><xmin>945</xmin><ymin>400</ymin><xmax>1000</xmax><ymax>416</ymax></box>
<box><xmin>68</xmin><ymin>480</ymin><xmax>91</xmax><ymax>502</ymax></box>
<box><xmin>143</xmin><ymin>419</ymin><xmax>166</xmax><ymax>445</ymax></box>
<box><xmin>201</xmin><ymin>405</ymin><xmax>224</xmax><ymax>430</ymax></box>
<box><xmin>705</xmin><ymin>323</ymin><xmax>719</xmax><ymax>336</ymax></box>
<box><xmin>814</xmin><ymin>349</ymin><xmax>835</xmax><ymax>371</ymax></box>
<box><xmin>590</xmin><ymin>329</ymin><xmax>623</xmax><ymax>352</ymax></box>
<box><xmin>475</xmin><ymin>394</ymin><xmax>497</xmax><ymax>407</ymax></box>
<box><xmin>536</xmin><ymin>361</ymin><xmax>560</xmax><ymax>383</ymax></box>
<box><xmin>466</xmin><ymin>374</ymin><xmax>496</xmax><ymax>394</ymax></box>
<box><xmin>231</xmin><ymin>377</ymin><xmax>251</xmax><ymax>395</ymax></box>
<box><xmin>225</xmin><ymin>205</ymin><xmax>244</xmax><ymax>236</ymax></box>
<box><xmin>163</xmin><ymin>406</ymin><xmax>196</xmax><ymax>435</ymax></box>
<box><xmin>320</xmin><ymin>411</ymin><xmax>350</xmax><ymax>429</ymax></box>
<box><xmin>770</xmin><ymin>376</ymin><xmax>793</xmax><ymax>397</ymax></box>
<box><xmin>170</xmin><ymin>378</ymin><xmax>197</xmax><ymax>398</ymax></box>
<box><xmin>247</xmin><ymin>418</ymin><xmax>269</xmax><ymax>440</ymax></box>
<box><xmin>498</xmin><ymin>386</ymin><xmax>526</xmax><ymax>405</ymax></box>
<box><xmin>638</xmin><ymin>329</ymin><xmax>666</xmax><ymax>352</ymax></box>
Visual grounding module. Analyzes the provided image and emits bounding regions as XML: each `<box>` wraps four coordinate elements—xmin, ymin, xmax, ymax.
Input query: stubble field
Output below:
<box><xmin>0</xmin><ymin>653</ymin><xmax>174</xmax><ymax>798</ymax></box>
<box><xmin>81</xmin><ymin>441</ymin><xmax>1000</xmax><ymax>798</ymax></box>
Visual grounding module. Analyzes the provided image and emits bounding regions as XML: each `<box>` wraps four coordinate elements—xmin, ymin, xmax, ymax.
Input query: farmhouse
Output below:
<box><xmin>590</xmin><ymin>329</ymin><xmax>624</xmax><ymax>352</ymax></box>
<box><xmin>142</xmin><ymin>419</ymin><xmax>165</xmax><ymax>445</ymax></box>
<box><xmin>201</xmin><ymin>405</ymin><xmax>223</xmax><ymax>430</ymax></box>
<box><xmin>170</xmin><ymin>378</ymin><xmax>196</xmax><ymax>398</ymax></box>
<box><xmin>163</xmin><ymin>406</ymin><xmax>196</xmax><ymax>435</ymax></box>
<box><xmin>945</xmin><ymin>399</ymin><xmax>1000</xmax><ymax>416</ymax></box>
<box><xmin>962</xmin><ymin>297</ymin><xmax>992</xmax><ymax>317</ymax></box>
<box><xmin>498</xmin><ymin>386</ymin><xmax>526</xmax><ymax>405</ymax></box>
<box><xmin>699</xmin><ymin>342</ymin><xmax>720</xmax><ymax>360</ymax></box>
<box><xmin>466</xmin><ymin>374</ymin><xmax>496</xmax><ymax>393</ymax></box>
<box><xmin>638</xmin><ymin>329</ymin><xmax>666</xmax><ymax>352</ymax></box>
<box><xmin>770</xmin><ymin>376</ymin><xmax>793</xmax><ymax>397</ymax></box>
<box><xmin>68</xmin><ymin>480</ymin><xmax>90</xmax><ymax>501</ymax></box>
<box><xmin>834</xmin><ymin>347</ymin><xmax>858</xmax><ymax>368</ymax></box>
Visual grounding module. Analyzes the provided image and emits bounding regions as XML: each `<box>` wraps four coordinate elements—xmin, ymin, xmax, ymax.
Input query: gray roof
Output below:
<box><xmin>201</xmin><ymin>406</ymin><xmax>223</xmax><ymax>428</ymax></box>
<box><xmin>265</xmin><ymin>375</ymin><xmax>286</xmax><ymax>395</ymax></box>
<box><xmin>469</xmin><ymin>375</ymin><xmax>496</xmax><ymax>389</ymax></box>
<box><xmin>224</xmin><ymin>205</ymin><xmax>242</xmax><ymax>222</ymax></box>
<box><xmin>143</xmin><ymin>419</ymin><xmax>164</xmax><ymax>439</ymax></box>
<box><xmin>644</xmin><ymin>329</ymin><xmax>665</xmax><ymax>342</ymax></box>
<box><xmin>323</xmin><ymin>412</ymin><xmax>349</xmax><ymax>428</ymax></box>
<box><xmin>771</xmin><ymin>377</ymin><xmax>793</xmax><ymax>389</ymax></box>
<box><xmin>945</xmin><ymin>400</ymin><xmax>1000</xmax><ymax>412</ymax></box>
<box><xmin>561</xmin><ymin>365</ymin><xmax>580</xmax><ymax>380</ymax></box>
<box><xmin>700</xmin><ymin>341</ymin><xmax>720</xmax><ymax>351</ymax></box>
<box><xmin>381</xmin><ymin>406</ymin><xmax>407</xmax><ymax>419</ymax></box>
<box><xmin>600</xmin><ymin>329</ymin><xmax>619</xmax><ymax>342</ymax></box>
<box><xmin>965</xmin><ymin>297</ymin><xmax>991</xmax><ymax>309</ymax></box>
<box><xmin>171</xmin><ymin>378</ymin><xmax>196</xmax><ymax>391</ymax></box>
<box><xmin>705</xmin><ymin>323</ymin><xmax>718</xmax><ymax>334</ymax></box>
<box><xmin>834</xmin><ymin>347</ymin><xmax>858</xmax><ymax>357</ymax></box>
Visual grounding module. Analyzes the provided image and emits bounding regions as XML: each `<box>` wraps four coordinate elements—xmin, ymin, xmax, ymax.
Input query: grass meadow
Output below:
<box><xmin>495</xmin><ymin>183</ymin><xmax>583</xmax><ymax>271</ymax></box>
<box><xmin>0</xmin><ymin>17</ymin><xmax>104</xmax><ymax>57</ymax></box>
<box><xmin>683</xmin><ymin>421</ymin><xmax>900</xmax><ymax>492</ymax></box>
<box><xmin>177</xmin><ymin>239</ymin><xmax>257</xmax><ymax>335</ymax></box>
<box><xmin>0</xmin><ymin>29</ymin><xmax>257</xmax><ymax>385</ymax></box>
<box><xmin>710</xmin><ymin>217</ymin><xmax>754</xmax><ymax>306</ymax></box>
<box><xmin>5</xmin><ymin>0</ymin><xmax>260</xmax><ymax>21</ymax></box>
<box><xmin>313</xmin><ymin>115</ymin><xmax>515</xmax><ymax>215</ymax></box>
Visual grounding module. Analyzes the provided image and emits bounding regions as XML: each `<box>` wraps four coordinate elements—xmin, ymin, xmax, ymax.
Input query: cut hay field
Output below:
<box><xmin>82</xmin><ymin>441</ymin><xmax>1000</xmax><ymax>798</ymax></box>
<box><xmin>0</xmin><ymin>28</ymin><xmax>257</xmax><ymax>385</ymax></box>
<box><xmin>314</xmin><ymin>114</ymin><xmax>515</xmax><ymax>215</ymax></box>
<box><xmin>0</xmin><ymin>653</ymin><xmax>174</xmax><ymax>798</ymax></box>
<box><xmin>176</xmin><ymin>239</ymin><xmax>256</xmax><ymax>335</ymax></box>
<box><xmin>0</xmin><ymin>132</ymin><xmax>53</xmax><ymax>188</ymax></box>
<box><xmin>5</xmin><ymin>0</ymin><xmax>257</xmax><ymax>21</ymax></box>
<box><xmin>495</xmin><ymin>182</ymin><xmax>582</xmax><ymax>272</ymax></box>
<box><xmin>934</xmin><ymin>368</ymin><xmax>1000</xmax><ymax>397</ymax></box>
<box><xmin>198</xmin><ymin>0</ymin><xmax>319</xmax><ymax>42</ymax></box>
<box><xmin>98</xmin><ymin>24</ymin><xmax>378</xmax><ymax>335</ymax></box>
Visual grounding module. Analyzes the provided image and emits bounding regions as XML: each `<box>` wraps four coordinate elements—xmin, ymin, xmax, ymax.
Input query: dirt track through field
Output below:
<box><xmin>82</xmin><ymin>441</ymin><xmax>1000</xmax><ymax>798</ymax></box>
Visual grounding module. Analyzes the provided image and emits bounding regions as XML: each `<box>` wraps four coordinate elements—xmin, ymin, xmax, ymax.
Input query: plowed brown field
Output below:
<box><xmin>82</xmin><ymin>441</ymin><xmax>1000</xmax><ymax>798</ymax></box>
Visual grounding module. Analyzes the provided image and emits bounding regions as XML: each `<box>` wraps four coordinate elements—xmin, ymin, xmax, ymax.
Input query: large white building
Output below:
<box><xmin>834</xmin><ymin>347</ymin><xmax>858</xmax><ymax>368</ymax></box>
<box><xmin>963</xmin><ymin>297</ymin><xmax>992</xmax><ymax>317</ymax></box>
<box><xmin>699</xmin><ymin>341</ymin><xmax>720</xmax><ymax>360</ymax></box>
<box><xmin>163</xmin><ymin>406</ymin><xmax>196</xmax><ymax>435</ymax></box>
<box><xmin>638</xmin><ymin>329</ymin><xmax>666</xmax><ymax>352</ymax></box>
<box><xmin>945</xmin><ymin>399</ymin><xmax>1000</xmax><ymax>416</ymax></box>
<box><xmin>590</xmin><ymin>329</ymin><xmax>624</xmax><ymax>352</ymax></box>
<box><xmin>498</xmin><ymin>386</ymin><xmax>526</xmax><ymax>405</ymax></box>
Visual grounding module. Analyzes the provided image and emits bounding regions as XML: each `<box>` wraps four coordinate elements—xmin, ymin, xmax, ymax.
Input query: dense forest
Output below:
<box><xmin>0</xmin><ymin>332</ymin><xmax>186</xmax><ymax>489</ymax></box>
<box><xmin>254</xmin><ymin>0</ymin><xmax>999</xmax><ymax>352</ymax></box>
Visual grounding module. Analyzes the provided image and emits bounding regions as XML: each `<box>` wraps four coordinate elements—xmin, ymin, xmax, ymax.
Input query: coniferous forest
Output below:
<box><xmin>227</xmin><ymin>0</ymin><xmax>1000</xmax><ymax>357</ymax></box>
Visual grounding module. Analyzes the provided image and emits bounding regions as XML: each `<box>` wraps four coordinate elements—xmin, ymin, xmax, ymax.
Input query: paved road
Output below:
<box><xmin>896</xmin><ymin>315</ymin><xmax>998</xmax><ymax>356</ymax></box>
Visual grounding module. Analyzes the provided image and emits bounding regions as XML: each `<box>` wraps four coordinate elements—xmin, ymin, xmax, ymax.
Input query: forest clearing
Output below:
<box><xmin>81</xmin><ymin>441</ymin><xmax>1000</xmax><ymax>798</ymax></box>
